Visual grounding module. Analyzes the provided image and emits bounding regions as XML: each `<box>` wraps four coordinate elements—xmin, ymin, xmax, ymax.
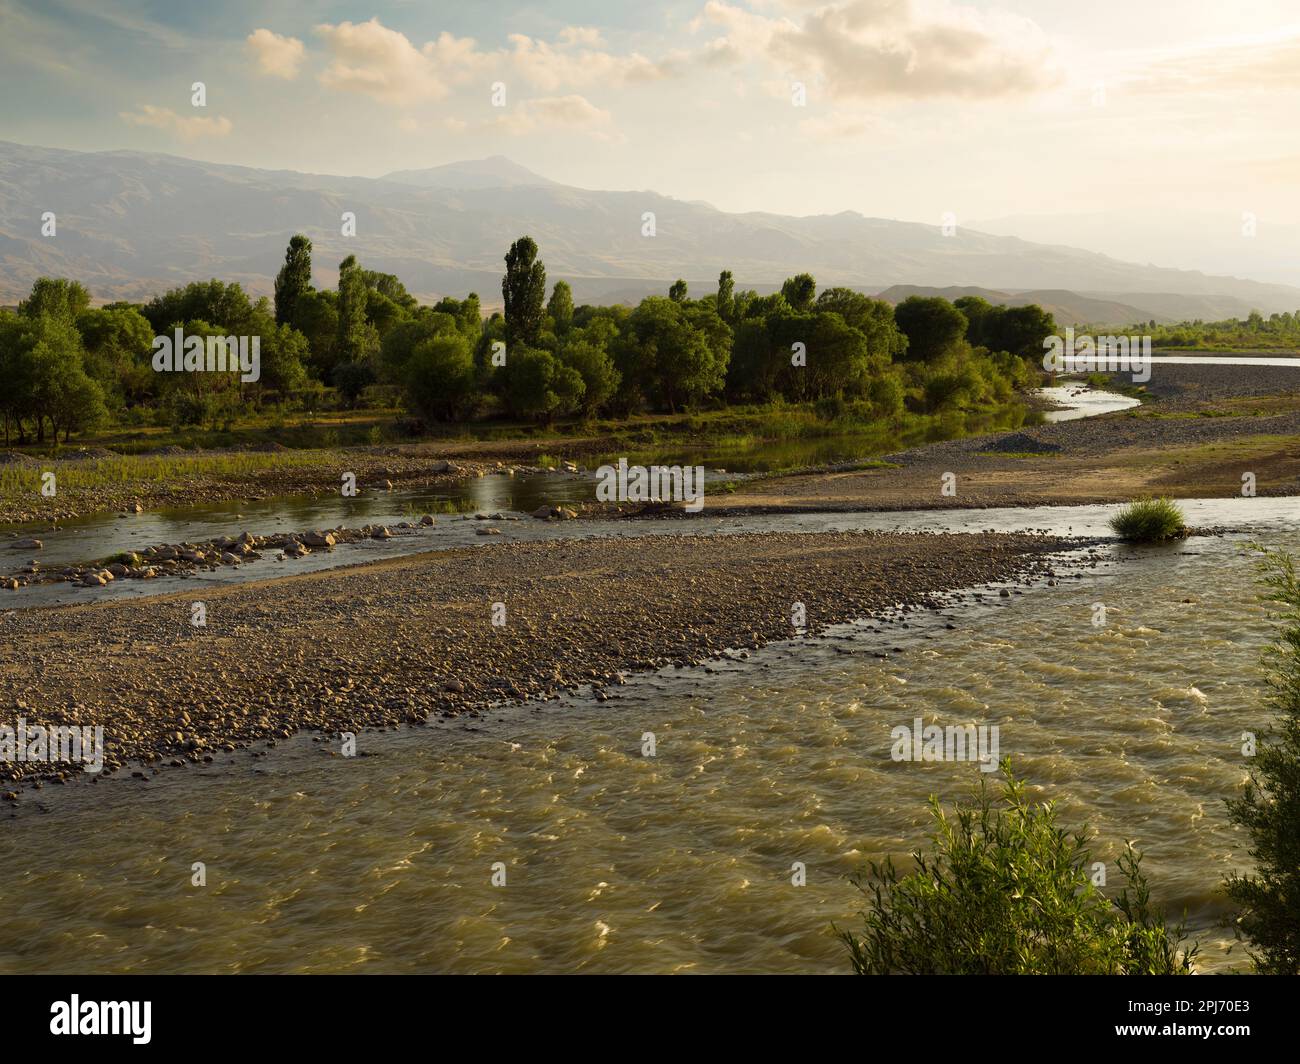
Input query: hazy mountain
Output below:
<box><xmin>969</xmin><ymin>209</ymin><xmax>1300</xmax><ymax>290</ymax></box>
<box><xmin>2</xmin><ymin>140</ymin><xmax>1298</xmax><ymax>322</ymax></box>
<box><xmin>381</xmin><ymin>156</ymin><xmax>558</xmax><ymax>191</ymax></box>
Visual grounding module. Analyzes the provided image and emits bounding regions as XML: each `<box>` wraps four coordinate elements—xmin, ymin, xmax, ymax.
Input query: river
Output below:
<box><xmin>0</xmin><ymin>386</ymin><xmax>1284</xmax><ymax>973</ymax></box>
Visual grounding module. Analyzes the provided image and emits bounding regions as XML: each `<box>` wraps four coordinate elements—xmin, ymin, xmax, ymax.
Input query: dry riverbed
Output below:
<box><xmin>0</xmin><ymin>529</ymin><xmax>1077</xmax><ymax>796</ymax></box>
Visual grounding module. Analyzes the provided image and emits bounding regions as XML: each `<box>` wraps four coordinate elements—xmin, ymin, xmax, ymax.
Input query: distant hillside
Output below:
<box><xmin>3</xmin><ymin>140</ymin><xmax>1299</xmax><ymax>319</ymax></box>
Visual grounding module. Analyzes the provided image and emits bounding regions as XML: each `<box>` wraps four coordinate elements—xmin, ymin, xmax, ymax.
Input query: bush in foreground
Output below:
<box><xmin>1223</xmin><ymin>548</ymin><xmax>1300</xmax><ymax>973</ymax></box>
<box><xmin>1109</xmin><ymin>497</ymin><xmax>1187</xmax><ymax>542</ymax></box>
<box><xmin>839</xmin><ymin>764</ymin><xmax>1197</xmax><ymax>974</ymax></box>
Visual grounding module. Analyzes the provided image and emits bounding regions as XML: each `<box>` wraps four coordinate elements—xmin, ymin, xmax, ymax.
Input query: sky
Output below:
<box><xmin>2</xmin><ymin>0</ymin><xmax>1300</xmax><ymax>262</ymax></box>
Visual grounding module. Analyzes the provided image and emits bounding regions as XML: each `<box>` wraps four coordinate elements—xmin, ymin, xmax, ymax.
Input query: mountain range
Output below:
<box><xmin>2</xmin><ymin>140</ymin><xmax>1297</xmax><ymax>327</ymax></box>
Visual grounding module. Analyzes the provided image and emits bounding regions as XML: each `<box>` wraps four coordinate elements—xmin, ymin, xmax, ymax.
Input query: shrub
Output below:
<box><xmin>839</xmin><ymin>764</ymin><xmax>1198</xmax><ymax>974</ymax></box>
<box><xmin>1109</xmin><ymin>497</ymin><xmax>1187</xmax><ymax>541</ymax></box>
<box><xmin>1223</xmin><ymin>548</ymin><xmax>1300</xmax><ymax>973</ymax></box>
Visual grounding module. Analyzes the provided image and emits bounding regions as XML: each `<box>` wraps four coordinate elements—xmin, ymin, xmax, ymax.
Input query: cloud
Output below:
<box><xmin>504</xmin><ymin>33</ymin><xmax>670</xmax><ymax>91</ymax></box>
<box><xmin>246</xmin><ymin>28</ymin><xmax>305</xmax><ymax>79</ymax></box>
<box><xmin>314</xmin><ymin>18</ymin><xmax>470</xmax><ymax>103</ymax></box>
<box><xmin>1121</xmin><ymin>30</ymin><xmax>1300</xmax><ymax>96</ymax></box>
<box><xmin>692</xmin><ymin>0</ymin><xmax>1061</xmax><ymax>100</ymax></box>
<box><xmin>799</xmin><ymin>110</ymin><xmax>882</xmax><ymax>140</ymax></box>
<box><xmin>119</xmin><ymin>105</ymin><xmax>232</xmax><ymax>140</ymax></box>
<box><xmin>311</xmin><ymin>17</ymin><xmax>672</xmax><ymax>106</ymax></box>
<box><xmin>497</xmin><ymin>95</ymin><xmax>619</xmax><ymax>140</ymax></box>
<box><xmin>557</xmin><ymin>26</ymin><xmax>606</xmax><ymax>48</ymax></box>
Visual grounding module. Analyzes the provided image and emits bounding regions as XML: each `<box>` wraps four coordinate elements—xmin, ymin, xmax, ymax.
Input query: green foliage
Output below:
<box><xmin>0</xmin><ymin>299</ymin><xmax>107</xmax><ymax>444</ymax></box>
<box><xmin>893</xmin><ymin>295</ymin><xmax>968</xmax><ymax>363</ymax></box>
<box><xmin>780</xmin><ymin>272</ymin><xmax>816</xmax><ymax>313</ymax></box>
<box><xmin>502</xmin><ymin>236</ymin><xmax>547</xmax><ymax>348</ymax></box>
<box><xmin>273</xmin><ymin>234</ymin><xmax>313</xmax><ymax>327</ymax></box>
<box><xmin>19</xmin><ymin>277</ymin><xmax>91</xmax><ymax>322</ymax></box>
<box><xmin>1223</xmin><ymin>548</ymin><xmax>1300</xmax><ymax>973</ymax></box>
<box><xmin>839</xmin><ymin>765</ymin><xmax>1198</xmax><ymax>974</ymax></box>
<box><xmin>333</xmin><ymin>360</ymin><xmax>376</xmax><ymax>409</ymax></box>
<box><xmin>1147</xmin><ymin>308</ymin><xmax>1300</xmax><ymax>349</ymax></box>
<box><xmin>558</xmin><ymin>337</ymin><xmax>620</xmax><ymax>415</ymax></box>
<box><xmin>716</xmin><ymin>270</ymin><xmax>735</xmax><ymax>324</ymax></box>
<box><xmin>498</xmin><ymin>346</ymin><xmax>584</xmax><ymax>421</ymax></box>
<box><xmin>2</xmin><ymin>243</ymin><xmax>1052</xmax><ymax>442</ymax></box>
<box><xmin>336</xmin><ymin>254</ymin><xmax>372</xmax><ymax>365</ymax></box>
<box><xmin>143</xmin><ymin>279</ymin><xmax>255</xmax><ymax>335</ymax></box>
<box><xmin>614</xmin><ymin>296</ymin><xmax>729</xmax><ymax>413</ymax></box>
<box><xmin>403</xmin><ymin>333</ymin><xmax>476</xmax><ymax>422</ymax></box>
<box><xmin>1109</xmin><ymin>497</ymin><xmax>1188</xmax><ymax>541</ymax></box>
<box><xmin>547</xmin><ymin>280</ymin><xmax>574</xmax><ymax>337</ymax></box>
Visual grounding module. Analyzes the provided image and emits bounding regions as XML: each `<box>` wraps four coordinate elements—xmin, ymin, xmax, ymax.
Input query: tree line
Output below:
<box><xmin>0</xmin><ymin>233</ymin><xmax>1060</xmax><ymax>444</ymax></box>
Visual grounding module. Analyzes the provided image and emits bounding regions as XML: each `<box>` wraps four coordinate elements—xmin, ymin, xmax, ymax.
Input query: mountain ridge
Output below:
<box><xmin>1</xmin><ymin>140</ymin><xmax>1297</xmax><ymax>326</ymax></box>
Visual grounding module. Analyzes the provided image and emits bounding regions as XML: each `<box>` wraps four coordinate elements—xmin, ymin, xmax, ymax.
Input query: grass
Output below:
<box><xmin>399</xmin><ymin>498</ymin><xmax>479</xmax><ymax>516</ymax></box>
<box><xmin>0</xmin><ymin>450</ymin><xmax>340</xmax><ymax>496</ymax></box>
<box><xmin>1109</xmin><ymin>497</ymin><xmax>1188</xmax><ymax>542</ymax></box>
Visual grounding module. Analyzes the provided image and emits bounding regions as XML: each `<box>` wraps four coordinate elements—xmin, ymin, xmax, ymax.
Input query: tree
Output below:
<box><xmin>615</xmin><ymin>296</ymin><xmax>729</xmax><ymax>413</ymax></box>
<box><xmin>717</xmin><ymin>270</ymin><xmax>735</xmax><ymax>323</ymax></box>
<box><xmin>12</xmin><ymin>314</ymin><xmax>107</xmax><ymax>443</ymax></box>
<box><xmin>669</xmin><ymin>279</ymin><xmax>688</xmax><ymax>303</ymax></box>
<box><xmin>293</xmin><ymin>289</ymin><xmax>339</xmax><ymax>380</ymax></box>
<box><xmin>142</xmin><ymin>279</ymin><xmax>255</xmax><ymax>335</ymax></box>
<box><xmin>547</xmin><ymin>281</ymin><xmax>574</xmax><ymax>338</ymax></box>
<box><xmin>816</xmin><ymin>287</ymin><xmax>908</xmax><ymax>364</ymax></box>
<box><xmin>336</xmin><ymin>255</ymin><xmax>369</xmax><ymax>363</ymax></box>
<box><xmin>780</xmin><ymin>273</ymin><xmax>817</xmax><ymax>313</ymax></box>
<box><xmin>985</xmin><ymin>304</ymin><xmax>1057</xmax><ymax>360</ymax></box>
<box><xmin>893</xmin><ymin>296</ymin><xmax>967</xmax><ymax>363</ymax></box>
<box><xmin>273</xmin><ymin>235</ymin><xmax>313</xmax><ymax>326</ymax></box>
<box><xmin>559</xmin><ymin>336</ymin><xmax>620</xmax><ymax>415</ymax></box>
<box><xmin>1224</xmin><ymin>548</ymin><xmax>1300</xmax><ymax>973</ymax></box>
<box><xmin>19</xmin><ymin>278</ymin><xmax>91</xmax><ymax>322</ymax></box>
<box><xmin>256</xmin><ymin>322</ymin><xmax>311</xmax><ymax>397</ymax></box>
<box><xmin>499</xmin><ymin>345</ymin><xmax>584</xmax><ymax>422</ymax></box>
<box><xmin>333</xmin><ymin>359</ymin><xmax>374</xmax><ymax>409</ymax></box>
<box><xmin>76</xmin><ymin>305</ymin><xmax>157</xmax><ymax>409</ymax></box>
<box><xmin>404</xmin><ymin>333</ymin><xmax>476</xmax><ymax>422</ymax></box>
<box><xmin>953</xmin><ymin>295</ymin><xmax>995</xmax><ymax>346</ymax></box>
<box><xmin>502</xmin><ymin>237</ymin><xmax>546</xmax><ymax>348</ymax></box>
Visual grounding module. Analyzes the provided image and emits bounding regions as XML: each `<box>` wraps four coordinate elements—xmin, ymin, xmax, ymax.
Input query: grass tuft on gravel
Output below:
<box><xmin>1109</xmin><ymin>497</ymin><xmax>1188</xmax><ymax>542</ymax></box>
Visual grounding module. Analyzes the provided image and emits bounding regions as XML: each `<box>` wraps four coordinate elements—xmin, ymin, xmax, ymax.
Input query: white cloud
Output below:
<box><xmin>693</xmin><ymin>0</ymin><xmax>1061</xmax><ymax>100</ymax></box>
<box><xmin>119</xmin><ymin>105</ymin><xmax>232</xmax><ymax>140</ymax></box>
<box><xmin>246</xmin><ymin>28</ymin><xmax>305</xmax><ymax>80</ymax></box>
<box><xmin>314</xmin><ymin>18</ymin><xmax>472</xmax><ymax>103</ymax></box>
<box><xmin>310</xmin><ymin>17</ymin><xmax>672</xmax><ymax>107</ymax></box>
<box><xmin>497</xmin><ymin>95</ymin><xmax>619</xmax><ymax>140</ymax></box>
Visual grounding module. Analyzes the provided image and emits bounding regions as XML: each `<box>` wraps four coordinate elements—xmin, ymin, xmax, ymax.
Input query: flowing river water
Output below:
<box><xmin>0</xmin><ymin>387</ymin><xmax>1293</xmax><ymax>973</ymax></box>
